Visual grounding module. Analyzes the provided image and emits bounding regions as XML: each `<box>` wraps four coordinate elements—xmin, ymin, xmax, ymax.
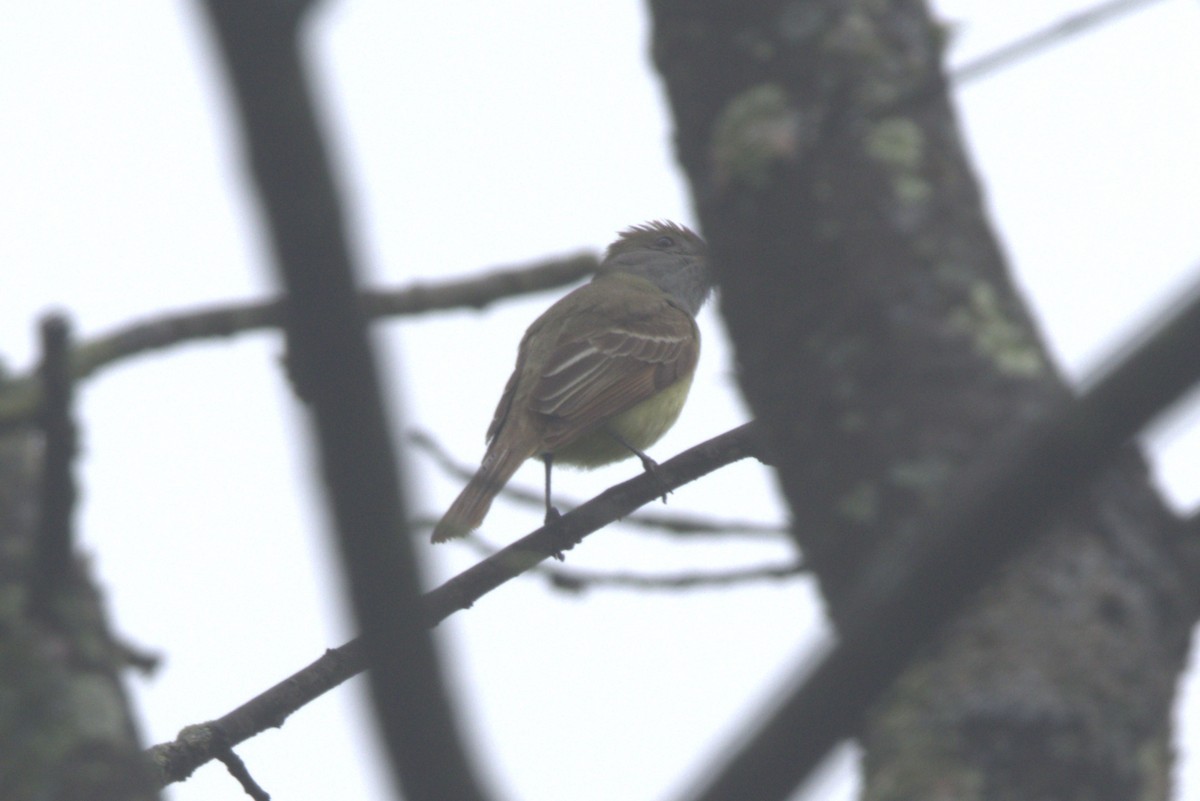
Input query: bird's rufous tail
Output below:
<box><xmin>431</xmin><ymin>442</ymin><xmax>530</xmax><ymax>542</ymax></box>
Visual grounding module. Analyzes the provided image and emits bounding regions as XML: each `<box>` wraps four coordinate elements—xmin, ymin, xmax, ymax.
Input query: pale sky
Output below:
<box><xmin>3</xmin><ymin>2</ymin><xmax>1199</xmax><ymax>800</ymax></box>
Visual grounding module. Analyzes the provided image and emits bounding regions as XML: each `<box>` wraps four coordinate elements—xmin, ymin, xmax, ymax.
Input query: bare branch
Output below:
<box><xmin>145</xmin><ymin>422</ymin><xmax>761</xmax><ymax>786</ymax></box>
<box><xmin>213</xmin><ymin>746</ymin><xmax>269</xmax><ymax>801</ymax></box>
<box><xmin>455</xmin><ymin>531</ymin><xmax>803</xmax><ymax>592</ymax></box>
<box><xmin>199</xmin><ymin>1</ymin><xmax>489</xmax><ymax>798</ymax></box>
<box><xmin>0</xmin><ymin>255</ymin><xmax>595</xmax><ymax>433</ymax></box>
<box><xmin>950</xmin><ymin>0</ymin><xmax>1169</xmax><ymax>84</ymax></box>
<box><xmin>28</xmin><ymin>313</ymin><xmax>79</xmax><ymax>621</ymax></box>
<box><xmin>411</xmin><ymin>428</ymin><xmax>784</xmax><ymax>538</ymax></box>
<box><xmin>540</xmin><ymin>560</ymin><xmax>805</xmax><ymax>593</ymax></box>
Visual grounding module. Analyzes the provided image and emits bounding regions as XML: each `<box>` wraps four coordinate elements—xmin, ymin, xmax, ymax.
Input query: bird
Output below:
<box><xmin>431</xmin><ymin>220</ymin><xmax>712</xmax><ymax>543</ymax></box>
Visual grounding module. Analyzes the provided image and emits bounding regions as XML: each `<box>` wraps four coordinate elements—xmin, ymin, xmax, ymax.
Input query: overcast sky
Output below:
<box><xmin>3</xmin><ymin>2</ymin><xmax>1200</xmax><ymax>800</ymax></box>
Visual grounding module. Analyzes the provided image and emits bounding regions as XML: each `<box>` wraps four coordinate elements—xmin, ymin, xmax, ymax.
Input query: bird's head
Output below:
<box><xmin>600</xmin><ymin>220</ymin><xmax>712</xmax><ymax>316</ymax></box>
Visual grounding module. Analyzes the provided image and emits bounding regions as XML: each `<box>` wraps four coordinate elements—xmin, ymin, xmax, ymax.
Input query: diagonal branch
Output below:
<box><xmin>145</xmin><ymin>422</ymin><xmax>760</xmax><ymax>787</ymax></box>
<box><xmin>411</xmin><ymin>428</ymin><xmax>785</xmax><ymax>539</ymax></box>
<box><xmin>950</xmin><ymin>0</ymin><xmax>1169</xmax><ymax>84</ymax></box>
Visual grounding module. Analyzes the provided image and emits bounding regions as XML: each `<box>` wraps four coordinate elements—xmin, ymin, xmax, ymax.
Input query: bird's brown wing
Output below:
<box><xmin>485</xmin><ymin>348</ymin><xmax>526</xmax><ymax>446</ymax></box>
<box><xmin>530</xmin><ymin>301</ymin><xmax>698</xmax><ymax>450</ymax></box>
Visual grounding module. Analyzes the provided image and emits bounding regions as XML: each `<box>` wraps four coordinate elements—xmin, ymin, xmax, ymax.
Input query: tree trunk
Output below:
<box><xmin>649</xmin><ymin>0</ymin><xmax>1199</xmax><ymax>797</ymax></box>
<box><xmin>0</xmin><ymin>427</ymin><xmax>158</xmax><ymax>800</ymax></box>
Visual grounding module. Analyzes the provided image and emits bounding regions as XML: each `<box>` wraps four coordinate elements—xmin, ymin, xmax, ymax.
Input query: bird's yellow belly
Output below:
<box><xmin>551</xmin><ymin>374</ymin><xmax>695</xmax><ymax>468</ymax></box>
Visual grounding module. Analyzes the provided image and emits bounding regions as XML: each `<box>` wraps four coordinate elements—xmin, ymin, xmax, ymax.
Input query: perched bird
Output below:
<box><xmin>431</xmin><ymin>221</ymin><xmax>712</xmax><ymax>542</ymax></box>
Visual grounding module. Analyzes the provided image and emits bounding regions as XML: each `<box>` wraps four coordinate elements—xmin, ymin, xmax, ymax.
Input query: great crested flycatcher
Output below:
<box><xmin>431</xmin><ymin>221</ymin><xmax>712</xmax><ymax>543</ymax></box>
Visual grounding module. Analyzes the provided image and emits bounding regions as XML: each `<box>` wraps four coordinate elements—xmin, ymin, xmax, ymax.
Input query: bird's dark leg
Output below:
<box><xmin>542</xmin><ymin>452</ymin><xmax>567</xmax><ymax>561</ymax></box>
<box><xmin>605</xmin><ymin>429</ymin><xmax>671</xmax><ymax>503</ymax></box>
<box><xmin>542</xmin><ymin>453</ymin><xmax>562</xmax><ymax>524</ymax></box>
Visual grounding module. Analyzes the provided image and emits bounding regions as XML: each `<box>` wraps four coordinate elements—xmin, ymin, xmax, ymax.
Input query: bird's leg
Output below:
<box><xmin>542</xmin><ymin>453</ymin><xmax>562</xmax><ymax>524</ymax></box>
<box><xmin>605</xmin><ymin>429</ymin><xmax>671</xmax><ymax>503</ymax></box>
<box><xmin>542</xmin><ymin>453</ymin><xmax>567</xmax><ymax>561</ymax></box>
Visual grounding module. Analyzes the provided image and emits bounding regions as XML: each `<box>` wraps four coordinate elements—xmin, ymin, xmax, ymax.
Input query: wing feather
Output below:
<box><xmin>482</xmin><ymin>276</ymin><xmax>700</xmax><ymax>453</ymax></box>
<box><xmin>531</xmin><ymin>302</ymin><xmax>698</xmax><ymax>449</ymax></box>
<box><xmin>485</xmin><ymin>349</ymin><xmax>524</xmax><ymax>444</ymax></box>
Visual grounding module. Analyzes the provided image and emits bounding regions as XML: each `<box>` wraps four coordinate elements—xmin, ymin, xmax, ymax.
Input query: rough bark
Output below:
<box><xmin>0</xmin><ymin>427</ymin><xmax>158</xmax><ymax>801</ymax></box>
<box><xmin>649</xmin><ymin>0</ymin><xmax>1199</xmax><ymax>798</ymax></box>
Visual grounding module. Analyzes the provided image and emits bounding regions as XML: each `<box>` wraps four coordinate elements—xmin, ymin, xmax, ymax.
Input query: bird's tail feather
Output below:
<box><xmin>431</xmin><ymin>443</ymin><xmax>530</xmax><ymax>543</ymax></box>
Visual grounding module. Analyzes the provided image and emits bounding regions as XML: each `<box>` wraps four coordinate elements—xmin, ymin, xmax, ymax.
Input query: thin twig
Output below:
<box><xmin>411</xmin><ymin>429</ymin><xmax>784</xmax><ymax>538</ymax></box>
<box><xmin>950</xmin><ymin>0</ymin><xmax>1168</xmax><ymax>84</ymax></box>
<box><xmin>861</xmin><ymin>0</ymin><xmax>1170</xmax><ymax>125</ymax></box>
<box><xmin>215</xmin><ymin>747</ymin><xmax>270</xmax><ymax>801</ymax></box>
<box><xmin>455</xmin><ymin>531</ymin><xmax>803</xmax><ymax>592</ymax></box>
<box><xmin>541</xmin><ymin>560</ymin><xmax>805</xmax><ymax>593</ymax></box>
<box><xmin>28</xmin><ymin>313</ymin><xmax>78</xmax><ymax>620</ymax></box>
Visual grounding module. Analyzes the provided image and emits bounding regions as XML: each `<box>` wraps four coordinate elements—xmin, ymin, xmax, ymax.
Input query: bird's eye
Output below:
<box><xmin>654</xmin><ymin>235</ymin><xmax>676</xmax><ymax>248</ymax></box>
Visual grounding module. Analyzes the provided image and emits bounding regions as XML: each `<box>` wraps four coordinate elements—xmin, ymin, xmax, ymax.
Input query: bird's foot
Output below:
<box><xmin>544</xmin><ymin>506</ymin><xmax>567</xmax><ymax>560</ymax></box>
<box><xmin>638</xmin><ymin>455</ymin><xmax>671</xmax><ymax>503</ymax></box>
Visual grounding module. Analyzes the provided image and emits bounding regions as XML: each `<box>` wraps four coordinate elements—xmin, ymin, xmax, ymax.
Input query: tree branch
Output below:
<box><xmin>950</xmin><ymin>0</ymin><xmax>1169</xmax><ymax>84</ymax></box>
<box><xmin>410</xmin><ymin>428</ymin><xmax>785</xmax><ymax>539</ymax></box>
<box><xmin>28</xmin><ymin>313</ymin><xmax>79</xmax><ymax>621</ymax></box>
<box><xmin>538</xmin><ymin>559</ymin><xmax>805</xmax><ymax>593</ymax></box>
<box><xmin>199</xmin><ymin>1</ymin><xmax>488</xmax><ymax>799</ymax></box>
<box><xmin>146</xmin><ymin>422</ymin><xmax>760</xmax><ymax>786</ymax></box>
<box><xmin>0</xmin><ymin>255</ymin><xmax>595</xmax><ymax>433</ymax></box>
